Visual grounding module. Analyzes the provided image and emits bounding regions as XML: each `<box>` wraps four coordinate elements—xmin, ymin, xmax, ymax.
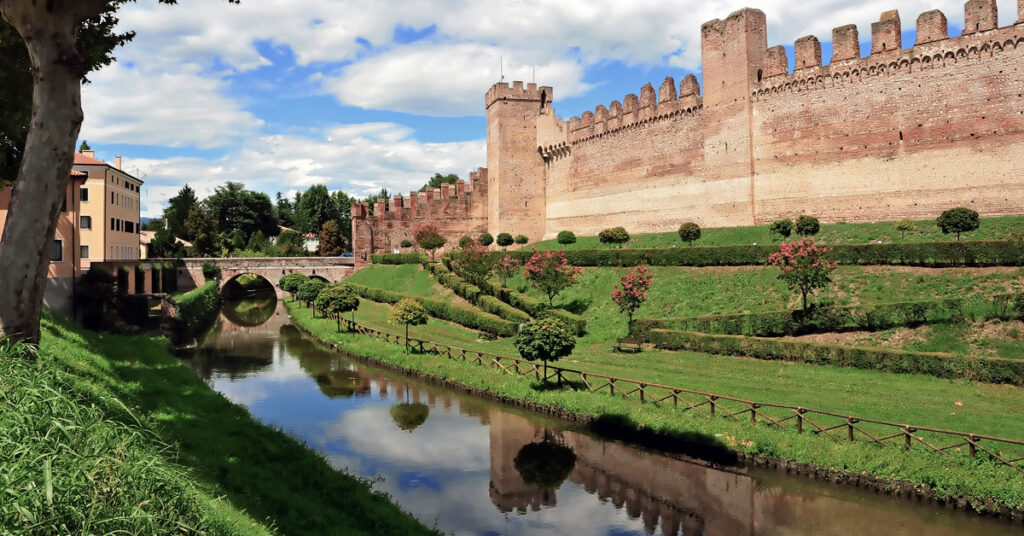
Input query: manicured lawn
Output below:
<box><xmin>528</xmin><ymin>214</ymin><xmax>1024</xmax><ymax>250</ymax></box>
<box><xmin>287</xmin><ymin>301</ymin><xmax>1024</xmax><ymax>509</ymax></box>
<box><xmin>34</xmin><ymin>312</ymin><xmax>437</xmax><ymax>536</ymax></box>
<box><xmin>347</xmin><ymin>263</ymin><xmax>450</xmax><ymax>299</ymax></box>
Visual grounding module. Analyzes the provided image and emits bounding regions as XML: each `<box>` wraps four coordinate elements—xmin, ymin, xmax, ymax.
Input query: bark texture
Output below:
<box><xmin>0</xmin><ymin>0</ymin><xmax>105</xmax><ymax>343</ymax></box>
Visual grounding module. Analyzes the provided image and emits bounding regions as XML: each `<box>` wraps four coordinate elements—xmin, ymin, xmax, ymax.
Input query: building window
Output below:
<box><xmin>125</xmin><ymin>221</ymin><xmax>134</xmax><ymax>233</ymax></box>
<box><xmin>50</xmin><ymin>239</ymin><xmax>63</xmax><ymax>262</ymax></box>
<box><xmin>80</xmin><ymin>187</ymin><xmax>89</xmax><ymax>202</ymax></box>
<box><xmin>110</xmin><ymin>218</ymin><xmax>115</xmax><ymax>231</ymax></box>
<box><xmin>80</xmin><ymin>215</ymin><xmax>91</xmax><ymax>229</ymax></box>
<box><xmin>81</xmin><ymin>245</ymin><xmax>89</xmax><ymax>259</ymax></box>
<box><xmin>111</xmin><ymin>245</ymin><xmax>115</xmax><ymax>258</ymax></box>
<box><xmin>111</xmin><ymin>191</ymin><xmax>115</xmax><ymax>204</ymax></box>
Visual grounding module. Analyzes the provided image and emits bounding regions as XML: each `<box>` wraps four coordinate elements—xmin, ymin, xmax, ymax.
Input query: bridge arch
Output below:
<box><xmin>180</xmin><ymin>257</ymin><xmax>358</xmax><ymax>298</ymax></box>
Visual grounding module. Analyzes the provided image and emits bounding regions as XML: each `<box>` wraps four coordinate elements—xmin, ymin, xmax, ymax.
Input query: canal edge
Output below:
<box><xmin>288</xmin><ymin>318</ymin><xmax>1024</xmax><ymax>524</ymax></box>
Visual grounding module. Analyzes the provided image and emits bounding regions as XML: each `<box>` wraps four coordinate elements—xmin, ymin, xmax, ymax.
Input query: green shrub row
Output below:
<box><xmin>646</xmin><ymin>329</ymin><xmax>1024</xmax><ymax>385</ymax></box>
<box><xmin>171</xmin><ymin>281</ymin><xmax>221</xmax><ymax>337</ymax></box>
<box><xmin>425</xmin><ymin>263</ymin><xmax>532</xmax><ymax>324</ymax></box>
<box><xmin>436</xmin><ymin>260</ymin><xmax>588</xmax><ymax>335</ymax></box>
<box><xmin>346</xmin><ymin>283</ymin><xmax>518</xmax><ymax>337</ymax></box>
<box><xmin>371</xmin><ymin>252</ymin><xmax>428</xmax><ymax>264</ymax></box>
<box><xmin>633</xmin><ymin>295</ymin><xmax>1018</xmax><ymax>338</ymax></box>
<box><xmin>498</xmin><ymin>240</ymin><xmax>1024</xmax><ymax>267</ymax></box>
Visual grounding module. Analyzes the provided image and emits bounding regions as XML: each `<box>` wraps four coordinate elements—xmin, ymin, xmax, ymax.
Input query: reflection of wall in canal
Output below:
<box><xmin>488</xmin><ymin>412</ymin><xmax>556</xmax><ymax>514</ymax></box>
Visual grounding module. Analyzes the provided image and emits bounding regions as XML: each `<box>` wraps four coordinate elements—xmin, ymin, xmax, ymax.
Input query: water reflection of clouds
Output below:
<box><xmin>323</xmin><ymin>405</ymin><xmax>491</xmax><ymax>472</ymax></box>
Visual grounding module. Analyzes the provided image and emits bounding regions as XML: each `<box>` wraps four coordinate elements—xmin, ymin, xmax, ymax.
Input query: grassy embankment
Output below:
<box><xmin>1</xmin><ymin>311</ymin><xmax>437</xmax><ymax>536</ymax></box>
<box><xmin>287</xmin><ymin>297</ymin><xmax>1024</xmax><ymax>509</ymax></box>
<box><xmin>527</xmin><ymin>214</ymin><xmax>1024</xmax><ymax>250</ymax></box>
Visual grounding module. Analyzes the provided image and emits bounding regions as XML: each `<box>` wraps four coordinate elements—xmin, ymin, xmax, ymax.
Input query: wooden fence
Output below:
<box><xmin>324</xmin><ymin>312</ymin><xmax>1024</xmax><ymax>472</ymax></box>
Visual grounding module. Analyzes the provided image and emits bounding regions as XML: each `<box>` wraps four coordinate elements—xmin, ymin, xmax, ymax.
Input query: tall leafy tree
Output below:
<box><xmin>204</xmin><ymin>181</ymin><xmax>277</xmax><ymax>241</ymax></box>
<box><xmin>331</xmin><ymin>190</ymin><xmax>353</xmax><ymax>246</ymax></box>
<box><xmin>164</xmin><ymin>184</ymin><xmax>198</xmax><ymax>240</ymax></box>
<box><xmin>184</xmin><ymin>205</ymin><xmax>217</xmax><ymax>257</ymax></box>
<box><xmin>275</xmin><ymin>191</ymin><xmax>296</xmax><ymax>229</ymax></box>
<box><xmin>297</xmin><ymin>184</ymin><xmax>336</xmax><ymax>235</ymax></box>
<box><xmin>318</xmin><ymin>220</ymin><xmax>346</xmax><ymax>256</ymax></box>
<box><xmin>419</xmin><ymin>172</ymin><xmax>459</xmax><ymax>192</ymax></box>
<box><xmin>0</xmin><ymin>0</ymin><xmax>237</xmax><ymax>342</ymax></box>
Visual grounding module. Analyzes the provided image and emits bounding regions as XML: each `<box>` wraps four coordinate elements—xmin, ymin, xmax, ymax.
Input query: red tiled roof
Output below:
<box><xmin>73</xmin><ymin>152</ymin><xmax>106</xmax><ymax>166</ymax></box>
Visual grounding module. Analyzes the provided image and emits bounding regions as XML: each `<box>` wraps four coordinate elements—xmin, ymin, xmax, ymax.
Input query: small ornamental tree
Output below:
<box><xmin>278</xmin><ymin>272</ymin><xmax>308</xmax><ymax>299</ymax></box>
<box><xmin>492</xmin><ymin>255</ymin><xmax>521</xmax><ymax>287</ymax></box>
<box><xmin>677</xmin><ymin>222</ymin><xmax>701</xmax><ymax>246</ymax></box>
<box><xmin>768</xmin><ymin>238</ymin><xmax>838</xmax><ymax>311</ymax></box>
<box><xmin>414</xmin><ymin>224</ymin><xmax>446</xmax><ymax>260</ymax></box>
<box><xmin>894</xmin><ymin>219</ymin><xmax>914</xmax><ymax>240</ymax></box>
<box><xmin>795</xmin><ymin>215</ymin><xmax>820</xmax><ymax>237</ymax></box>
<box><xmin>514</xmin><ymin>317</ymin><xmax>576</xmax><ymax>381</ymax></box>
<box><xmin>769</xmin><ymin>219</ymin><xmax>793</xmax><ymax>240</ymax></box>
<box><xmin>400</xmin><ymin>239</ymin><xmax>413</xmax><ymax>249</ymax></box>
<box><xmin>389</xmin><ymin>298</ymin><xmax>429</xmax><ymax>353</ymax></box>
<box><xmin>598</xmin><ymin>227</ymin><xmax>630</xmax><ymax>248</ymax></box>
<box><xmin>479</xmin><ymin>233</ymin><xmax>494</xmax><ymax>246</ymax></box>
<box><xmin>611</xmin><ymin>264</ymin><xmax>657</xmax><ymax>334</ymax></box>
<box><xmin>297</xmin><ymin>279</ymin><xmax>327</xmax><ymax>314</ymax></box>
<box><xmin>514</xmin><ymin>234</ymin><xmax>529</xmax><ymax>245</ymax></box>
<box><xmin>524</xmin><ymin>248</ymin><xmax>583</xmax><ymax>306</ymax></box>
<box><xmin>937</xmin><ymin>207</ymin><xmax>980</xmax><ymax>241</ymax></box>
<box><xmin>497</xmin><ymin>232</ymin><xmax>515</xmax><ymax>250</ymax></box>
<box><xmin>314</xmin><ymin>283</ymin><xmax>360</xmax><ymax>331</ymax></box>
<box><xmin>451</xmin><ymin>242</ymin><xmax>494</xmax><ymax>288</ymax></box>
<box><xmin>458</xmin><ymin>235</ymin><xmax>474</xmax><ymax>249</ymax></box>
<box><xmin>556</xmin><ymin>231</ymin><xmax>576</xmax><ymax>249</ymax></box>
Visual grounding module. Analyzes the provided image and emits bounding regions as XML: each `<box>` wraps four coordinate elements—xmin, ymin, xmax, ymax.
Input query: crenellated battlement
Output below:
<box><xmin>754</xmin><ymin>3</ymin><xmax>1024</xmax><ymax>99</ymax></box>
<box><xmin>485</xmin><ymin>81</ymin><xmax>553</xmax><ymax>110</ymax></box>
<box><xmin>565</xmin><ymin>74</ymin><xmax>702</xmax><ymax>144</ymax></box>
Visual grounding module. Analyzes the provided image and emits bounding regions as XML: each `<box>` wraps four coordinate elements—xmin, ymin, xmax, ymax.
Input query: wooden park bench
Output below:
<box><xmin>615</xmin><ymin>338</ymin><xmax>643</xmax><ymax>354</ymax></box>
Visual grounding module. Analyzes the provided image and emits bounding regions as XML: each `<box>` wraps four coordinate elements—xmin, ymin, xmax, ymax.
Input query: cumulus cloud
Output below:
<box><xmin>124</xmin><ymin>122</ymin><xmax>484</xmax><ymax>218</ymax></box>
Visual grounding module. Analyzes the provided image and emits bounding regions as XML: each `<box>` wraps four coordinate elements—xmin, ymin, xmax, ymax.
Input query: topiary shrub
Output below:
<box><xmin>769</xmin><ymin>219</ymin><xmax>793</xmax><ymax>240</ymax></box>
<box><xmin>201</xmin><ymin>261</ymin><xmax>221</xmax><ymax>282</ymax></box>
<box><xmin>598</xmin><ymin>227</ymin><xmax>630</xmax><ymax>248</ymax></box>
<box><xmin>513</xmin><ymin>317</ymin><xmax>576</xmax><ymax>380</ymax></box>
<box><xmin>497</xmin><ymin>233</ymin><xmax>514</xmax><ymax>250</ymax></box>
<box><xmin>400</xmin><ymin>239</ymin><xmax>413</xmax><ymax>249</ymax></box>
<box><xmin>458</xmin><ymin>235</ymin><xmax>474</xmax><ymax>248</ymax></box>
<box><xmin>479</xmin><ymin>233</ymin><xmax>494</xmax><ymax>246</ymax></box>
<box><xmin>937</xmin><ymin>207</ymin><xmax>980</xmax><ymax>241</ymax></box>
<box><xmin>795</xmin><ymin>215</ymin><xmax>820</xmax><ymax>236</ymax></box>
<box><xmin>677</xmin><ymin>222</ymin><xmax>701</xmax><ymax>246</ymax></box>
<box><xmin>556</xmin><ymin>231</ymin><xmax>576</xmax><ymax>247</ymax></box>
<box><xmin>279</xmin><ymin>272</ymin><xmax>308</xmax><ymax>298</ymax></box>
<box><xmin>514</xmin><ymin>234</ymin><xmax>529</xmax><ymax>245</ymax></box>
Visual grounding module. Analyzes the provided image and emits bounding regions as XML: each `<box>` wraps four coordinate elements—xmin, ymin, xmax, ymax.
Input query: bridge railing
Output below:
<box><xmin>310</xmin><ymin>313</ymin><xmax>1024</xmax><ymax>472</ymax></box>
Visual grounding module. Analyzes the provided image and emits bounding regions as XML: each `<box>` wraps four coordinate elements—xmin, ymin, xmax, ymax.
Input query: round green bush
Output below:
<box><xmin>496</xmin><ymin>233</ymin><xmax>514</xmax><ymax>249</ymax></box>
<box><xmin>795</xmin><ymin>215</ymin><xmax>820</xmax><ymax>236</ymax></box>
<box><xmin>677</xmin><ymin>222</ymin><xmax>701</xmax><ymax>245</ymax></box>
<box><xmin>479</xmin><ymin>233</ymin><xmax>494</xmax><ymax>246</ymax></box>
<box><xmin>598</xmin><ymin>227</ymin><xmax>630</xmax><ymax>247</ymax></box>
<box><xmin>556</xmin><ymin>231</ymin><xmax>576</xmax><ymax>246</ymax></box>
<box><xmin>514</xmin><ymin>234</ymin><xmax>529</xmax><ymax>245</ymax></box>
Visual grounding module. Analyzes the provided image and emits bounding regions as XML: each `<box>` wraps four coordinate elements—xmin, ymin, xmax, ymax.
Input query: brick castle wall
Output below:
<box><xmin>354</xmin><ymin>2</ymin><xmax>1024</xmax><ymax>255</ymax></box>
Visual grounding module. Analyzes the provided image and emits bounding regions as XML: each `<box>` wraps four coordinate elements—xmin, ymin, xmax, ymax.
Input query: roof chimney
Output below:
<box><xmin>82</xmin><ymin>150</ymin><xmax>95</xmax><ymax>159</ymax></box>
<box><xmin>115</xmin><ymin>156</ymin><xmax>122</xmax><ymax>170</ymax></box>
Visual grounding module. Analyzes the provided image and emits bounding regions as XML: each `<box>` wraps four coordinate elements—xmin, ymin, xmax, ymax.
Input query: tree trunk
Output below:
<box><xmin>405</xmin><ymin>324</ymin><xmax>409</xmax><ymax>353</ymax></box>
<box><xmin>802</xmin><ymin>289</ymin><xmax>808</xmax><ymax>311</ymax></box>
<box><xmin>0</xmin><ymin>1</ymin><xmax>104</xmax><ymax>343</ymax></box>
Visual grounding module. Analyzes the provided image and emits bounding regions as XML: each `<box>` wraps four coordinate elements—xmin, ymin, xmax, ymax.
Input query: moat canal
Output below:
<box><xmin>187</xmin><ymin>299</ymin><xmax>1019</xmax><ymax>536</ymax></box>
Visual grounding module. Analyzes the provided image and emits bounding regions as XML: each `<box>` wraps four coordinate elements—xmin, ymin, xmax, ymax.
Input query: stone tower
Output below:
<box><xmin>700</xmin><ymin>8</ymin><xmax>767</xmax><ymax>225</ymax></box>
<box><xmin>485</xmin><ymin>81</ymin><xmax>552</xmax><ymax>242</ymax></box>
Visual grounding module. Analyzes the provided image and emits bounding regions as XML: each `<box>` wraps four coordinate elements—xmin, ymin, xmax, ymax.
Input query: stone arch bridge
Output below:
<box><xmin>92</xmin><ymin>257</ymin><xmax>358</xmax><ymax>297</ymax></box>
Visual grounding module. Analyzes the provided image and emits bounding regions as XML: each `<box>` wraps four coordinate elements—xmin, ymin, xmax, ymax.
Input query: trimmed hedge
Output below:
<box><xmin>435</xmin><ymin>261</ymin><xmax>587</xmax><ymax>335</ymax></box>
<box><xmin>425</xmin><ymin>262</ymin><xmax>531</xmax><ymax>324</ymax></box>
<box><xmin>134</xmin><ymin>265</ymin><xmax>146</xmax><ymax>293</ymax></box>
<box><xmin>171</xmin><ymin>281</ymin><xmax>221</xmax><ymax>338</ymax></box>
<box><xmin>645</xmin><ymin>329</ymin><xmax>1024</xmax><ymax>385</ymax></box>
<box><xmin>346</xmin><ymin>283</ymin><xmax>518</xmax><ymax>337</ymax></box>
<box><xmin>162</xmin><ymin>262</ymin><xmax>178</xmax><ymax>293</ymax></box>
<box><xmin>501</xmin><ymin>240</ymin><xmax>1024</xmax><ymax>267</ymax></box>
<box><xmin>371</xmin><ymin>252</ymin><xmax>428</xmax><ymax>265</ymax></box>
<box><xmin>633</xmin><ymin>295</ymin><xmax>1015</xmax><ymax>339</ymax></box>
<box><xmin>116</xmin><ymin>267</ymin><xmax>130</xmax><ymax>297</ymax></box>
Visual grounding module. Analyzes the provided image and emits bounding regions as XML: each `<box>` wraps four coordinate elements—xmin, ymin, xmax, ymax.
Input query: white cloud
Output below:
<box><xmin>323</xmin><ymin>43</ymin><xmax>592</xmax><ymax>116</ymax></box>
<box><xmin>80</xmin><ymin>63</ymin><xmax>263</xmax><ymax>149</ymax></box>
<box><xmin>124</xmin><ymin>123</ymin><xmax>484</xmax><ymax>218</ymax></box>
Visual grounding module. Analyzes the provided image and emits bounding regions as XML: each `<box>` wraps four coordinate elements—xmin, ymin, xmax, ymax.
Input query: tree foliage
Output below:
<box><xmin>524</xmin><ymin>248</ymin><xmax>582</xmax><ymax>306</ymax></box>
<box><xmin>894</xmin><ymin>219</ymin><xmax>914</xmax><ymax>240</ymax></box>
<box><xmin>795</xmin><ymin>215</ymin><xmax>820</xmax><ymax>237</ymax></box>
<box><xmin>296</xmin><ymin>184</ymin><xmax>335</xmax><ymax>235</ymax></box>
<box><xmin>164</xmin><ymin>184</ymin><xmax>198</xmax><ymax>240</ymax></box>
<box><xmin>479</xmin><ymin>233</ymin><xmax>494</xmax><ymax>246</ymax></box>
<box><xmin>492</xmin><ymin>255</ymin><xmax>520</xmax><ymax>287</ymax></box>
<box><xmin>318</xmin><ymin>220</ymin><xmax>346</xmax><ymax>256</ymax></box>
<box><xmin>768</xmin><ymin>238</ymin><xmax>838</xmax><ymax>311</ymax></box>
<box><xmin>677</xmin><ymin>222</ymin><xmax>701</xmax><ymax>246</ymax></box>
<box><xmin>296</xmin><ymin>279</ymin><xmax>326</xmax><ymax>308</ymax></box>
<box><xmin>314</xmin><ymin>283</ymin><xmax>360</xmax><ymax>330</ymax></box>
<box><xmin>598</xmin><ymin>227</ymin><xmax>630</xmax><ymax>248</ymax></box>
<box><xmin>611</xmin><ymin>264</ymin><xmax>656</xmax><ymax>331</ymax></box>
<box><xmin>556</xmin><ymin>231</ymin><xmax>576</xmax><ymax>247</ymax></box>
<box><xmin>513</xmin><ymin>317</ymin><xmax>576</xmax><ymax>379</ymax></box>
<box><xmin>183</xmin><ymin>205</ymin><xmax>218</xmax><ymax>257</ymax></box>
<box><xmin>514</xmin><ymin>234</ymin><xmax>529</xmax><ymax>245</ymax></box>
<box><xmin>388</xmin><ymin>298</ymin><xmax>428</xmax><ymax>351</ymax></box>
<box><xmin>413</xmin><ymin>224</ymin><xmax>445</xmax><ymax>260</ymax></box>
<box><xmin>457</xmin><ymin>235</ymin><xmax>474</xmax><ymax>249</ymax></box>
<box><xmin>513</xmin><ymin>437</ymin><xmax>577</xmax><ymax>490</ymax></box>
<box><xmin>390</xmin><ymin>402</ymin><xmax>429</xmax><ymax>432</ymax></box>
<box><xmin>769</xmin><ymin>219</ymin><xmax>793</xmax><ymax>240</ymax></box>
<box><xmin>276</xmin><ymin>230</ymin><xmax>306</xmax><ymax>257</ymax></box>
<box><xmin>147</xmin><ymin>228</ymin><xmax>186</xmax><ymax>258</ymax></box>
<box><xmin>419</xmin><ymin>172</ymin><xmax>459</xmax><ymax>192</ymax></box>
<box><xmin>204</xmin><ymin>182</ymin><xmax>277</xmax><ymax>243</ymax></box>
<box><xmin>278</xmin><ymin>273</ymin><xmax>307</xmax><ymax>297</ymax></box>
<box><xmin>937</xmin><ymin>207</ymin><xmax>980</xmax><ymax>241</ymax></box>
<box><xmin>451</xmin><ymin>242</ymin><xmax>493</xmax><ymax>288</ymax></box>
<box><xmin>496</xmin><ymin>233</ymin><xmax>514</xmax><ymax>250</ymax></box>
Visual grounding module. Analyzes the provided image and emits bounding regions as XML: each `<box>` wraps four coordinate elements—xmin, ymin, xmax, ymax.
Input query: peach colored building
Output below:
<box><xmin>0</xmin><ymin>150</ymin><xmax>142</xmax><ymax>315</ymax></box>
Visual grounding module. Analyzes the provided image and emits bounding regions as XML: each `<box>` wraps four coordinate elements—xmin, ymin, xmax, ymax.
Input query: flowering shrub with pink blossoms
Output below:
<box><xmin>768</xmin><ymin>237</ymin><xmax>838</xmax><ymax>311</ymax></box>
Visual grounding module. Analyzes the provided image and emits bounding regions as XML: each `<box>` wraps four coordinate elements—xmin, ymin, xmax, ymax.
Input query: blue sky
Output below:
<box><xmin>76</xmin><ymin>0</ymin><xmax>1018</xmax><ymax>217</ymax></box>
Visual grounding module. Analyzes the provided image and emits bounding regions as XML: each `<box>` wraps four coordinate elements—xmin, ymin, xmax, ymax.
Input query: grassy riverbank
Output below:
<box><xmin>2</xmin><ymin>311</ymin><xmax>437</xmax><ymax>535</ymax></box>
<box><xmin>527</xmin><ymin>214</ymin><xmax>1024</xmax><ymax>250</ymax></box>
<box><xmin>286</xmin><ymin>299</ymin><xmax>1024</xmax><ymax>510</ymax></box>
